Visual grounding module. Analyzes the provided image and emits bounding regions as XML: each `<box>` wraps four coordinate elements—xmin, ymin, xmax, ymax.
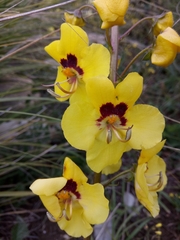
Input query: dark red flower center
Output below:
<box><xmin>58</xmin><ymin>179</ymin><xmax>80</xmax><ymax>199</ymax></box>
<box><xmin>97</xmin><ymin>102</ymin><xmax>128</xmax><ymax>125</ymax></box>
<box><xmin>60</xmin><ymin>54</ymin><xmax>84</xmax><ymax>76</ymax></box>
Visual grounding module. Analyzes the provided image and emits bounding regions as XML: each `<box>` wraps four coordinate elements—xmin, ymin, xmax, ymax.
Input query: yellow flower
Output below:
<box><xmin>153</xmin><ymin>11</ymin><xmax>173</xmax><ymax>36</ymax></box>
<box><xmin>151</xmin><ymin>27</ymin><xmax>180</xmax><ymax>67</ymax></box>
<box><xmin>30</xmin><ymin>157</ymin><xmax>109</xmax><ymax>238</ymax></box>
<box><xmin>61</xmin><ymin>73</ymin><xmax>165</xmax><ymax>173</ymax></box>
<box><xmin>93</xmin><ymin>0</ymin><xmax>129</xmax><ymax>29</ymax></box>
<box><xmin>135</xmin><ymin>140</ymin><xmax>167</xmax><ymax>217</ymax></box>
<box><xmin>45</xmin><ymin>23</ymin><xmax>110</xmax><ymax>101</ymax></box>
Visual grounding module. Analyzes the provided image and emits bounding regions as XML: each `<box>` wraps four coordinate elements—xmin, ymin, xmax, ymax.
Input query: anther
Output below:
<box><xmin>46</xmin><ymin>211</ymin><xmax>63</xmax><ymax>222</ymax></box>
<box><xmin>147</xmin><ymin>172</ymin><xmax>163</xmax><ymax>191</ymax></box>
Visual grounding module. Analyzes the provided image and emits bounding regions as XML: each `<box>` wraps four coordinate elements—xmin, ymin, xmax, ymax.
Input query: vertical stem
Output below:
<box><xmin>110</xmin><ymin>25</ymin><xmax>119</xmax><ymax>84</ymax></box>
<box><xmin>93</xmin><ymin>172</ymin><xmax>101</xmax><ymax>183</ymax></box>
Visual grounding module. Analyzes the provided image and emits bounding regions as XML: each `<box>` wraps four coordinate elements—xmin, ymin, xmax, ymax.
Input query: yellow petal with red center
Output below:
<box><xmin>87</xmin><ymin>140</ymin><xmax>126</xmax><ymax>172</ymax></box>
<box><xmin>63</xmin><ymin>157</ymin><xmax>87</xmax><ymax>184</ymax></box>
<box><xmin>126</xmin><ymin>104</ymin><xmax>165</xmax><ymax>149</ymax></box>
<box><xmin>139</xmin><ymin>140</ymin><xmax>166</xmax><ymax>164</ymax></box>
<box><xmin>115</xmin><ymin>72</ymin><xmax>143</xmax><ymax>108</ymax></box>
<box><xmin>78</xmin><ymin>183</ymin><xmax>109</xmax><ymax>224</ymax></box>
<box><xmin>145</xmin><ymin>155</ymin><xmax>167</xmax><ymax>192</ymax></box>
<box><xmin>40</xmin><ymin>195</ymin><xmax>62</xmax><ymax>219</ymax></box>
<box><xmin>61</xmin><ymin>102</ymin><xmax>99</xmax><ymax>150</ymax></box>
<box><xmin>58</xmin><ymin>202</ymin><xmax>93</xmax><ymax>238</ymax></box>
<box><xmin>153</xmin><ymin>12</ymin><xmax>174</xmax><ymax>36</ymax></box>
<box><xmin>80</xmin><ymin>43</ymin><xmax>110</xmax><ymax>80</ymax></box>
<box><xmin>151</xmin><ymin>29</ymin><xmax>179</xmax><ymax>67</ymax></box>
<box><xmin>45</xmin><ymin>23</ymin><xmax>89</xmax><ymax>62</ymax></box>
<box><xmin>86</xmin><ymin>77</ymin><xmax>115</xmax><ymax>111</ymax></box>
<box><xmin>30</xmin><ymin>177</ymin><xmax>67</xmax><ymax>196</ymax></box>
<box><xmin>135</xmin><ymin>163</ymin><xmax>159</xmax><ymax>217</ymax></box>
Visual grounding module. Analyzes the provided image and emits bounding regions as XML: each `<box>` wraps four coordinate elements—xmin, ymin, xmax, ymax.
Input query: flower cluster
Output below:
<box><xmin>29</xmin><ymin>0</ymin><xmax>177</xmax><ymax>238</ymax></box>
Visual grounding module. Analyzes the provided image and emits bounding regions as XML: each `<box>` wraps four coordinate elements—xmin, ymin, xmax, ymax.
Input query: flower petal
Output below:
<box><xmin>80</xmin><ymin>43</ymin><xmax>110</xmax><ymax>80</ymax></box>
<box><xmin>54</xmin><ymin>66</ymin><xmax>72</xmax><ymax>101</ymax></box>
<box><xmin>102</xmin><ymin>160</ymin><xmax>122</xmax><ymax>175</ymax></box>
<box><xmin>93</xmin><ymin>0</ymin><xmax>118</xmax><ymax>22</ymax></box>
<box><xmin>86</xmin><ymin>139</ymin><xmax>126</xmax><ymax>172</ymax></box>
<box><xmin>161</xmin><ymin>27</ymin><xmax>180</xmax><ymax>47</ymax></box>
<box><xmin>40</xmin><ymin>195</ymin><xmax>62</xmax><ymax>219</ymax></box>
<box><xmin>58</xmin><ymin>23</ymin><xmax>89</xmax><ymax>58</ymax></box>
<box><xmin>63</xmin><ymin>157</ymin><xmax>87</xmax><ymax>184</ymax></box>
<box><xmin>135</xmin><ymin>164</ymin><xmax>159</xmax><ymax>217</ymax></box>
<box><xmin>126</xmin><ymin>104</ymin><xmax>165</xmax><ymax>149</ymax></box>
<box><xmin>146</xmin><ymin>155</ymin><xmax>167</xmax><ymax>191</ymax></box>
<box><xmin>139</xmin><ymin>140</ymin><xmax>166</xmax><ymax>164</ymax></box>
<box><xmin>151</xmin><ymin>33</ymin><xmax>178</xmax><ymax>67</ymax></box>
<box><xmin>45</xmin><ymin>23</ymin><xmax>88</xmax><ymax>64</ymax></box>
<box><xmin>79</xmin><ymin>183</ymin><xmax>109</xmax><ymax>224</ymax></box>
<box><xmin>57</xmin><ymin>202</ymin><xmax>93</xmax><ymax>238</ymax></box>
<box><xmin>86</xmin><ymin>77</ymin><xmax>116</xmax><ymax>111</ymax></box>
<box><xmin>104</xmin><ymin>0</ymin><xmax>129</xmax><ymax>17</ymax></box>
<box><xmin>93</xmin><ymin>0</ymin><xmax>129</xmax><ymax>28</ymax></box>
<box><xmin>44</xmin><ymin>40</ymin><xmax>61</xmax><ymax>63</ymax></box>
<box><xmin>30</xmin><ymin>177</ymin><xmax>67</xmax><ymax>196</ymax></box>
<box><xmin>61</xmin><ymin>101</ymin><xmax>99</xmax><ymax>150</ymax></box>
<box><xmin>153</xmin><ymin>12</ymin><xmax>174</xmax><ymax>36</ymax></box>
<box><xmin>115</xmin><ymin>72</ymin><xmax>143</xmax><ymax>108</ymax></box>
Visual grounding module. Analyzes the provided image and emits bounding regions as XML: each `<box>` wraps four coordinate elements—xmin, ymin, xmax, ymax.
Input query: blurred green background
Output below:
<box><xmin>0</xmin><ymin>0</ymin><xmax>180</xmax><ymax>239</ymax></box>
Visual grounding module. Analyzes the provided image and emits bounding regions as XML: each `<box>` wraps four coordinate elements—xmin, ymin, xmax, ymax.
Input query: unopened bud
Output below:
<box><xmin>64</xmin><ymin>10</ymin><xmax>85</xmax><ymax>27</ymax></box>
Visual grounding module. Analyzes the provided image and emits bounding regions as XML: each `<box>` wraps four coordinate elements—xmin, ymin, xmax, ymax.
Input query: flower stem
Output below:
<box><xmin>78</xmin><ymin>4</ymin><xmax>96</xmax><ymax>12</ymax></box>
<box><xmin>119</xmin><ymin>45</ymin><xmax>152</xmax><ymax>79</ymax></box>
<box><xmin>93</xmin><ymin>172</ymin><xmax>101</xmax><ymax>183</ymax></box>
<box><xmin>102</xmin><ymin>168</ymin><xmax>132</xmax><ymax>188</ymax></box>
<box><xmin>118</xmin><ymin>15</ymin><xmax>161</xmax><ymax>41</ymax></box>
<box><xmin>110</xmin><ymin>25</ymin><xmax>119</xmax><ymax>84</ymax></box>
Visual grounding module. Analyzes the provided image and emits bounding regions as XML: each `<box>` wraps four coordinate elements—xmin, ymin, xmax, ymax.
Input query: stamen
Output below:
<box><xmin>111</xmin><ymin>125</ymin><xmax>133</xmax><ymax>143</ymax></box>
<box><xmin>43</xmin><ymin>83</ymin><xmax>55</xmax><ymax>87</ymax></box>
<box><xmin>56</xmin><ymin>82</ymin><xmax>76</xmax><ymax>95</ymax></box>
<box><xmin>106</xmin><ymin>127</ymin><xmax>112</xmax><ymax>144</ymax></box>
<box><xmin>47</xmin><ymin>88</ymin><xmax>70</xmax><ymax>98</ymax></box>
<box><xmin>124</xmin><ymin>125</ymin><xmax>133</xmax><ymax>141</ymax></box>
<box><xmin>56</xmin><ymin>80</ymin><xmax>77</xmax><ymax>94</ymax></box>
<box><xmin>147</xmin><ymin>172</ymin><xmax>163</xmax><ymax>191</ymax></box>
<box><xmin>46</xmin><ymin>211</ymin><xmax>63</xmax><ymax>222</ymax></box>
<box><xmin>63</xmin><ymin>199</ymin><xmax>72</xmax><ymax>221</ymax></box>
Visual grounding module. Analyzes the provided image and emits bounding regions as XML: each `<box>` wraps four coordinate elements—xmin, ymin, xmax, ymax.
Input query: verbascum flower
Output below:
<box><xmin>93</xmin><ymin>0</ymin><xmax>129</xmax><ymax>29</ymax></box>
<box><xmin>153</xmin><ymin>11</ymin><xmax>173</xmax><ymax>36</ymax></box>
<box><xmin>44</xmin><ymin>23</ymin><xmax>110</xmax><ymax>101</ymax></box>
<box><xmin>30</xmin><ymin>157</ymin><xmax>109</xmax><ymax>238</ymax></box>
<box><xmin>151</xmin><ymin>27</ymin><xmax>180</xmax><ymax>67</ymax></box>
<box><xmin>135</xmin><ymin>140</ymin><xmax>167</xmax><ymax>217</ymax></box>
<box><xmin>61</xmin><ymin>72</ymin><xmax>165</xmax><ymax>173</ymax></box>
